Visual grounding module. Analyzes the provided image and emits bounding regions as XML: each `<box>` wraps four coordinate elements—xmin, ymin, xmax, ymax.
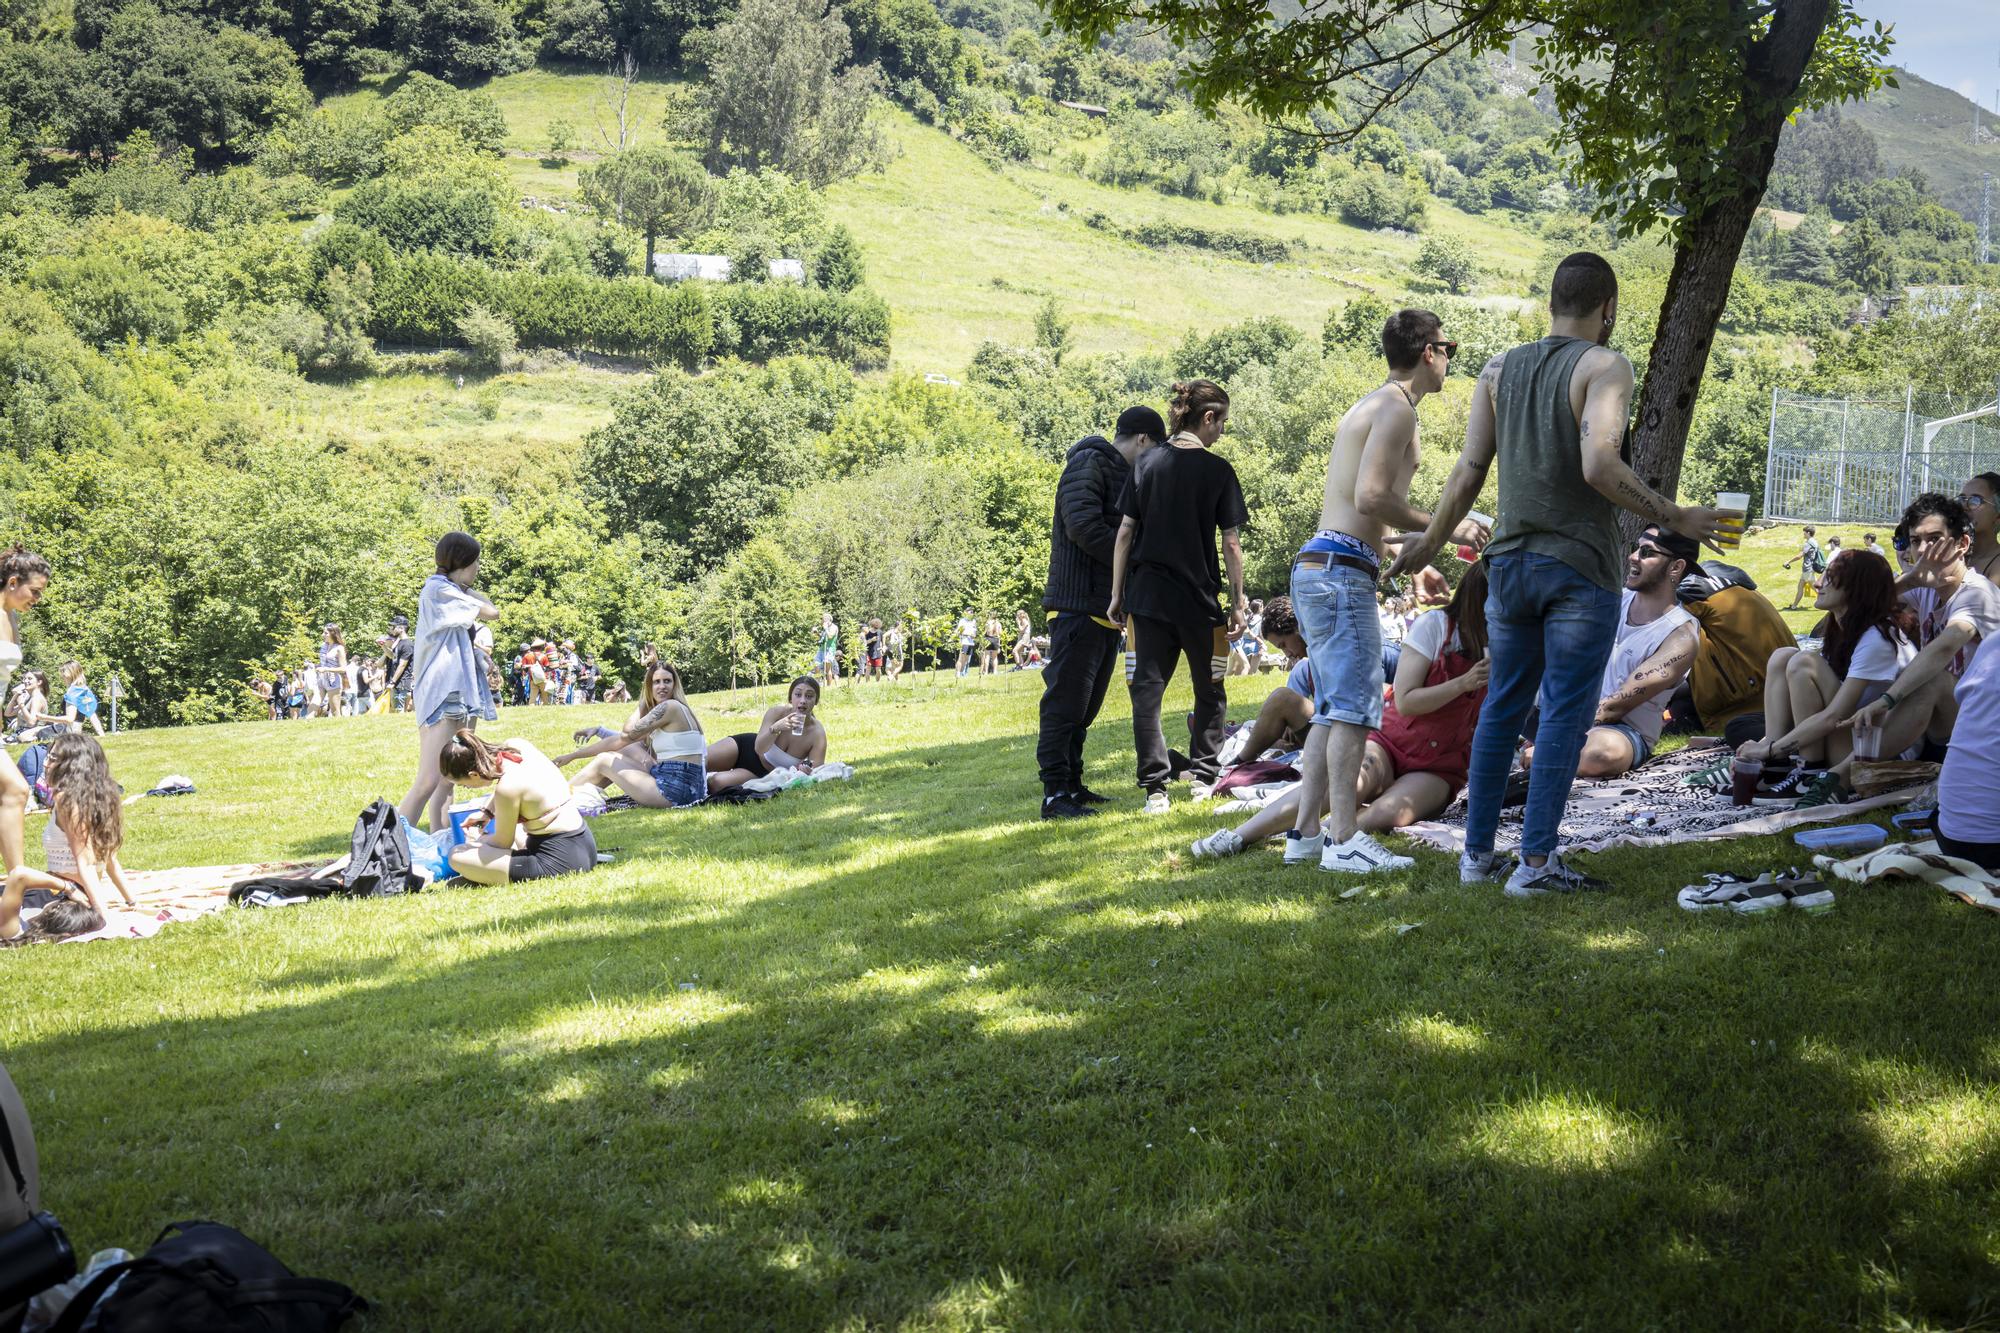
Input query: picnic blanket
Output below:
<box><xmin>35</xmin><ymin>860</ymin><xmax>320</xmax><ymax>944</ymax></box>
<box><xmin>1398</xmin><ymin>745</ymin><xmax>1933</xmax><ymax>855</ymax></box>
<box><xmin>1814</xmin><ymin>840</ymin><xmax>2000</xmax><ymax>914</ymax></box>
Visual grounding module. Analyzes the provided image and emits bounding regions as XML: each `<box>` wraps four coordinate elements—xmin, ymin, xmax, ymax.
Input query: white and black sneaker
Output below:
<box><xmin>1460</xmin><ymin>850</ymin><xmax>1516</xmax><ymax>885</ymax></box>
<box><xmin>1190</xmin><ymin>829</ymin><xmax>1244</xmax><ymax>859</ymax></box>
<box><xmin>1320</xmin><ymin>831</ymin><xmax>1414</xmax><ymax>875</ymax></box>
<box><xmin>1751</xmin><ymin>760</ymin><xmax>1824</xmax><ymax>805</ymax></box>
<box><xmin>1503</xmin><ymin>851</ymin><xmax>1611</xmax><ymax>898</ymax></box>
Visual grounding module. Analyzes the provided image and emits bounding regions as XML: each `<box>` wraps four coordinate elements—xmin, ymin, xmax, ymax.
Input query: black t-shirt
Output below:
<box><xmin>386</xmin><ymin>635</ymin><xmax>414</xmax><ymax>685</ymax></box>
<box><xmin>1117</xmin><ymin>442</ymin><xmax>1250</xmax><ymax>626</ymax></box>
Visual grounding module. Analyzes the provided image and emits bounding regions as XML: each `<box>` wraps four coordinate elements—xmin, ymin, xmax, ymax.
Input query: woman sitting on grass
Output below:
<box><xmin>439</xmin><ymin>731</ymin><xmax>597</xmax><ymax>885</ymax></box>
<box><xmin>552</xmin><ymin>660</ymin><xmax>708</xmax><ymax>809</ymax></box>
<box><xmin>2</xmin><ymin>733</ymin><xmax>136</xmax><ymax>943</ymax></box>
<box><xmin>1190</xmin><ymin>561</ymin><xmax>1490</xmax><ymax>859</ymax></box>
<box><xmin>1733</xmin><ymin>548</ymin><xmax>1913</xmax><ymax>799</ymax></box>
<box><xmin>705</xmin><ymin>677</ymin><xmax>828</xmax><ymax>795</ymax></box>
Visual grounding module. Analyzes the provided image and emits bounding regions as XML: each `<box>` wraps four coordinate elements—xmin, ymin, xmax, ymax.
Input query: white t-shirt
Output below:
<box><xmin>1913</xmin><ymin>570</ymin><xmax>2000</xmax><ymax>677</ymax></box>
<box><xmin>1843</xmin><ymin>624</ymin><xmax>1916</xmax><ymax>704</ymax></box>
<box><xmin>1401</xmin><ymin>609</ymin><xmax>1460</xmax><ymax>663</ymax></box>
<box><xmin>1941</xmin><ymin>635</ymin><xmax>1999</xmax><ymax>843</ymax></box>
<box><xmin>1599</xmin><ymin>591</ymin><xmax>1695</xmax><ymax>743</ymax></box>
<box><xmin>956</xmin><ymin>618</ymin><xmax>977</xmax><ymax>647</ymax></box>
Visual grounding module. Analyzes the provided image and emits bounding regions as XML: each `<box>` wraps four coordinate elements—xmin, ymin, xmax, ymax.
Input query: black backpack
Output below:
<box><xmin>50</xmin><ymin>1220</ymin><xmax>366</xmax><ymax>1333</ymax></box>
<box><xmin>341</xmin><ymin>800</ymin><xmax>415</xmax><ymax>898</ymax></box>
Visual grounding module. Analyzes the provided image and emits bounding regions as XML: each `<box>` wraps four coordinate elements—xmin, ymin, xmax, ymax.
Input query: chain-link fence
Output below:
<box><xmin>1764</xmin><ymin>388</ymin><xmax>2000</xmax><ymax>524</ymax></box>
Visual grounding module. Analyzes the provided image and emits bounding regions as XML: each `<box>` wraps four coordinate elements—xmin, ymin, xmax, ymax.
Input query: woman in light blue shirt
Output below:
<box><xmin>397</xmin><ymin>532</ymin><xmax>501</xmax><ymax>833</ymax></box>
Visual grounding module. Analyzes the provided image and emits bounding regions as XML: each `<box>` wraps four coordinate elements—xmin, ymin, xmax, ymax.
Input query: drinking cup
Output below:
<box><xmin>1730</xmin><ymin>754</ymin><xmax>1763</xmax><ymax>808</ymax></box>
<box><xmin>1714</xmin><ymin>492</ymin><xmax>1750</xmax><ymax>549</ymax></box>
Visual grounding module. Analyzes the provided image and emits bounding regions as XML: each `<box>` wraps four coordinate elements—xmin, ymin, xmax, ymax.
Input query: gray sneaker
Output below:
<box><xmin>1503</xmin><ymin>851</ymin><xmax>1612</xmax><ymax>898</ymax></box>
<box><xmin>1460</xmin><ymin>850</ymin><xmax>1516</xmax><ymax>885</ymax></box>
<box><xmin>1190</xmin><ymin>829</ymin><xmax>1244</xmax><ymax>859</ymax></box>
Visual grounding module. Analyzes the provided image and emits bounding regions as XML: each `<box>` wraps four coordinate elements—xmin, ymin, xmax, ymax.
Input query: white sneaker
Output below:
<box><xmin>1190</xmin><ymin>829</ymin><xmax>1244</xmax><ymax>859</ymax></box>
<box><xmin>1459</xmin><ymin>850</ymin><xmax>1515</xmax><ymax>884</ymax></box>
<box><xmin>1320</xmin><ymin>831</ymin><xmax>1414</xmax><ymax>874</ymax></box>
<box><xmin>1503</xmin><ymin>851</ymin><xmax>1612</xmax><ymax>898</ymax></box>
<box><xmin>1188</xmin><ymin>782</ymin><xmax>1215</xmax><ymax>802</ymax></box>
<box><xmin>1142</xmin><ymin>790</ymin><xmax>1171</xmax><ymax>815</ymax></box>
<box><xmin>1283</xmin><ymin>831</ymin><xmax>1326</xmax><ymax>864</ymax></box>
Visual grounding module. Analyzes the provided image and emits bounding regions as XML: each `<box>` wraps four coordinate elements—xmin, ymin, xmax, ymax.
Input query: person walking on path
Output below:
<box><xmin>1783</xmin><ymin>526</ymin><xmax>1824</xmax><ymax>609</ymax></box>
<box><xmin>1108</xmin><ymin>382</ymin><xmax>1249</xmax><ymax>814</ymax></box>
<box><xmin>1393</xmin><ymin>251</ymin><xmax>1737</xmax><ymax>897</ymax></box>
<box><xmin>1286</xmin><ymin>308</ymin><xmax>1487</xmax><ymax>874</ymax></box>
<box><xmin>398</xmin><ymin>531</ymin><xmax>502</xmax><ymax>833</ymax></box>
<box><xmin>1036</xmin><ymin>406</ymin><xmax>1164</xmax><ymax>819</ymax></box>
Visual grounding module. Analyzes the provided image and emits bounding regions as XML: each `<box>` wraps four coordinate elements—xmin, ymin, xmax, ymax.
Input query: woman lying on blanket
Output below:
<box><xmin>705</xmin><ymin>676</ymin><xmax>828</xmax><ymax>795</ymax></box>
<box><xmin>1191</xmin><ymin>562</ymin><xmax>1490</xmax><ymax>858</ymax></box>
<box><xmin>551</xmin><ymin>661</ymin><xmax>707</xmax><ymax>809</ymax></box>
<box><xmin>440</xmin><ymin>731</ymin><xmax>597</xmax><ymax>885</ymax></box>
<box><xmin>2</xmin><ymin>734</ymin><xmax>136</xmax><ymax>943</ymax></box>
<box><xmin>1734</xmin><ymin>548</ymin><xmax>1915</xmax><ymax>797</ymax></box>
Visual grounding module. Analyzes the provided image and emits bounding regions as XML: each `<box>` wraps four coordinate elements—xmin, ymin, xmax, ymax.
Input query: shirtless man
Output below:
<box><xmin>1391</xmin><ymin>252</ymin><xmax>1739</xmax><ymax>896</ymax></box>
<box><xmin>1287</xmin><ymin>308</ymin><xmax>1488</xmax><ymax>874</ymax></box>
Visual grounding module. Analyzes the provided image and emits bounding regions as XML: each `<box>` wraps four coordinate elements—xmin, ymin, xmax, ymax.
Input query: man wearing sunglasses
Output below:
<box><xmin>1283</xmin><ymin>308</ymin><xmax>1488</xmax><ymax>877</ymax></box>
<box><xmin>1390</xmin><ymin>251</ymin><xmax>1740</xmax><ymax>897</ymax></box>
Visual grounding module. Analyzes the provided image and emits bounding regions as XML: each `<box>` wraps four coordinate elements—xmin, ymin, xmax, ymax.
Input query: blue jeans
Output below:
<box><xmin>1465</xmin><ymin>552</ymin><xmax>1621</xmax><ymax>859</ymax></box>
<box><xmin>1291</xmin><ymin>562</ymin><xmax>1384</xmax><ymax>729</ymax></box>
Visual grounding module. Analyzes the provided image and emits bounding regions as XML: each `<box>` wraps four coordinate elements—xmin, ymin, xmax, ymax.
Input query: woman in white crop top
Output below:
<box><xmin>0</xmin><ymin>546</ymin><xmax>54</xmax><ymax>900</ymax></box>
<box><xmin>552</xmin><ymin>660</ymin><xmax>708</xmax><ymax>809</ymax></box>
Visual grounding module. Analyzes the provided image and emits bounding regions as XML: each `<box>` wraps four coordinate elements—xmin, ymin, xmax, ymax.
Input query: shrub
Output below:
<box><xmin>1337</xmin><ymin>169</ymin><xmax>1427</xmax><ymax>231</ymax></box>
<box><xmin>1415</xmin><ymin>234</ymin><xmax>1478</xmax><ymax>294</ymax></box>
<box><xmin>456</xmin><ymin>302</ymin><xmax>516</xmax><ymax>369</ymax></box>
<box><xmin>337</xmin><ymin>179</ymin><xmax>499</xmax><ymax>257</ymax></box>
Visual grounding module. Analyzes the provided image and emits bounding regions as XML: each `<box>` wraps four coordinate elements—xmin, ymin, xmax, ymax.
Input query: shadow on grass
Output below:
<box><xmin>12</xmin><ymin>724</ymin><xmax>2000</xmax><ymax>1329</ymax></box>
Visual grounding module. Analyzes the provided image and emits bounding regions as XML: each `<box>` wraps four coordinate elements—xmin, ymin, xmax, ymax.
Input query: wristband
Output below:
<box><xmin>1879</xmin><ymin>691</ymin><xmax>1899</xmax><ymax>711</ymax></box>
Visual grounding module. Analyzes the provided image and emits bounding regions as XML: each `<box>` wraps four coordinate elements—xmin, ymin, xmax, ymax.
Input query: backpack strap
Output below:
<box><xmin>46</xmin><ymin>1260</ymin><xmax>140</xmax><ymax>1333</ymax></box>
<box><xmin>220</xmin><ymin>1277</ymin><xmax>368</xmax><ymax>1316</ymax></box>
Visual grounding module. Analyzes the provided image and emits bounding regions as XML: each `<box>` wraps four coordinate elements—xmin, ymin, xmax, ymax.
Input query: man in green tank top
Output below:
<box><xmin>1392</xmin><ymin>252</ymin><xmax>1740</xmax><ymax>897</ymax></box>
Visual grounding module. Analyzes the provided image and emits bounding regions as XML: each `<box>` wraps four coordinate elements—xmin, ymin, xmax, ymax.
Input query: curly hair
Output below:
<box><xmin>46</xmin><ymin>733</ymin><xmax>123</xmax><ymax>866</ymax></box>
<box><xmin>1167</xmin><ymin>380</ymin><xmax>1229</xmax><ymax>435</ymax></box>
<box><xmin>0</xmin><ymin>544</ymin><xmax>51</xmax><ymax>589</ymax></box>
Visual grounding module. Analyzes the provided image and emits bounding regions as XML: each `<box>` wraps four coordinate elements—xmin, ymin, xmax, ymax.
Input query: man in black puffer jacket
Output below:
<box><xmin>1036</xmin><ymin>406</ymin><xmax>1166</xmax><ymax>818</ymax></box>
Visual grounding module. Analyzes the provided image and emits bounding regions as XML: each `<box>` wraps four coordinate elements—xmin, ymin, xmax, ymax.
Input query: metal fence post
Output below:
<box><xmin>1834</xmin><ymin>397</ymin><xmax>1851</xmax><ymax>523</ymax></box>
<box><xmin>1764</xmin><ymin>385</ymin><xmax>1780</xmax><ymax>519</ymax></box>
<box><xmin>1899</xmin><ymin>384</ymin><xmax>1914</xmax><ymax>517</ymax></box>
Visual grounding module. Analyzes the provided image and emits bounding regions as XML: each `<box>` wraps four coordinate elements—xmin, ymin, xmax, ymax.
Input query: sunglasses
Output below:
<box><xmin>1632</xmin><ymin>544</ymin><xmax>1670</xmax><ymax>560</ymax></box>
<box><xmin>1959</xmin><ymin>493</ymin><xmax>1990</xmax><ymax>509</ymax></box>
<box><xmin>1427</xmin><ymin>341</ymin><xmax>1459</xmax><ymax>358</ymax></box>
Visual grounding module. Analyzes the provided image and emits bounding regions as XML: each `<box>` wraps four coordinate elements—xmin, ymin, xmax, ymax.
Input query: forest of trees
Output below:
<box><xmin>0</xmin><ymin>0</ymin><xmax>1996</xmax><ymax>724</ymax></box>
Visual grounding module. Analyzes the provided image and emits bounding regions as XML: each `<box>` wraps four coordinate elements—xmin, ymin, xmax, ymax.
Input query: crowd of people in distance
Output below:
<box><xmin>804</xmin><ymin>606</ymin><xmax>1070</xmax><ymax>685</ymax></box>
<box><xmin>387</xmin><ymin>532</ymin><xmax>836</xmax><ymax>888</ymax></box>
<box><xmin>1032</xmin><ymin>250</ymin><xmax>2000</xmax><ymax>892</ymax></box>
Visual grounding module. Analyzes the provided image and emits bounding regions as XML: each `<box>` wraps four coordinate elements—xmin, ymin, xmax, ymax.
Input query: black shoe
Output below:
<box><xmin>1072</xmin><ymin>786</ymin><xmax>1112</xmax><ymax>805</ymax></box>
<box><xmin>1041</xmin><ymin>795</ymin><xmax>1098</xmax><ymax>820</ymax></box>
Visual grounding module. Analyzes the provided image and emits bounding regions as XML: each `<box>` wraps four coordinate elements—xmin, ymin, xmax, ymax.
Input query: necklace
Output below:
<box><xmin>1388</xmin><ymin>378</ymin><xmax>1416</xmax><ymax>410</ymax></box>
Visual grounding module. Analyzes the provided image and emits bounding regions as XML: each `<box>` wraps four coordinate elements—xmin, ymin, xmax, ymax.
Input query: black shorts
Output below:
<box><xmin>512</xmin><ymin>826</ymin><xmax>598</xmax><ymax>882</ymax></box>
<box><xmin>730</xmin><ymin>733</ymin><xmax>772</xmax><ymax>778</ymax></box>
<box><xmin>1938</xmin><ymin>829</ymin><xmax>2000</xmax><ymax>873</ymax></box>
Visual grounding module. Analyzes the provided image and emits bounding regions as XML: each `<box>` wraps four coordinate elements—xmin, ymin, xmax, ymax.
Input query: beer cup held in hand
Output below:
<box><xmin>1714</xmin><ymin>492</ymin><xmax>1750</xmax><ymax>549</ymax></box>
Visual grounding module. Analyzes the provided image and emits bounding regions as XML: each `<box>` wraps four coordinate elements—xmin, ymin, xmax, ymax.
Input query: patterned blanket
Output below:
<box><xmin>1814</xmin><ymin>840</ymin><xmax>2000</xmax><ymax>914</ymax></box>
<box><xmin>48</xmin><ymin>860</ymin><xmax>321</xmax><ymax>944</ymax></box>
<box><xmin>1399</xmin><ymin>745</ymin><xmax>1931</xmax><ymax>855</ymax></box>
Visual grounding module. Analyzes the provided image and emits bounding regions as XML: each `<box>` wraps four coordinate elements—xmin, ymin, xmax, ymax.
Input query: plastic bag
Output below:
<box><xmin>399</xmin><ymin>815</ymin><xmax>450</xmax><ymax>882</ymax></box>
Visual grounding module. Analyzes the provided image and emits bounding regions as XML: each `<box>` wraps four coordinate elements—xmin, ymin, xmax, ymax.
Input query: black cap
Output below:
<box><xmin>389</xmin><ymin>614</ymin><xmax>409</xmax><ymax>628</ymax></box>
<box><xmin>1642</xmin><ymin>526</ymin><xmax>1702</xmax><ymax>568</ymax></box>
<box><xmin>1115</xmin><ymin>406</ymin><xmax>1167</xmax><ymax>442</ymax></box>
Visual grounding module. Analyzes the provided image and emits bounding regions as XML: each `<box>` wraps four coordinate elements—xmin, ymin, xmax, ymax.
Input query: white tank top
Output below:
<box><xmin>648</xmin><ymin>705</ymin><xmax>706</xmax><ymax>763</ymax></box>
<box><xmin>1601</xmin><ymin>591</ymin><xmax>1695</xmax><ymax>744</ymax></box>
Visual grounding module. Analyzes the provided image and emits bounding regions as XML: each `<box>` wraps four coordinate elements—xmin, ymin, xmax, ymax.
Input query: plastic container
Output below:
<box><xmin>1793</xmin><ymin>824</ymin><xmax>1888</xmax><ymax>852</ymax></box>
<box><xmin>447</xmin><ymin>807</ymin><xmax>478</xmax><ymax>847</ymax></box>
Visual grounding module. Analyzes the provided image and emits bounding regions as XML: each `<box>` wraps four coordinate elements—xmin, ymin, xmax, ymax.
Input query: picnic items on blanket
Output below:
<box><xmin>228</xmin><ymin>802</ymin><xmax>418</xmax><ymax>906</ymax></box>
<box><xmin>1848</xmin><ymin>760</ymin><xmax>1942</xmax><ymax>799</ymax></box>
<box><xmin>1213</xmin><ymin>759</ymin><xmax>1301</xmax><ymax>796</ymax></box>
<box><xmin>1400</xmin><ymin>745</ymin><xmax>1933</xmax><ymax>855</ymax></box>
<box><xmin>740</xmin><ymin>760</ymin><xmax>854</xmax><ymax>795</ymax></box>
<box><xmin>142</xmin><ymin>775</ymin><xmax>196</xmax><ymax>798</ymax></box>
<box><xmin>1813</xmin><ymin>840</ymin><xmax>2000</xmax><ymax>914</ymax></box>
<box><xmin>44</xmin><ymin>1219</ymin><xmax>367</xmax><ymax>1333</ymax></box>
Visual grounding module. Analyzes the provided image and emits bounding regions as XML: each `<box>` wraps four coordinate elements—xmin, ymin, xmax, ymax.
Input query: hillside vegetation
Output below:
<box><xmin>1</xmin><ymin>1</ymin><xmax>1998</xmax><ymax>726</ymax></box>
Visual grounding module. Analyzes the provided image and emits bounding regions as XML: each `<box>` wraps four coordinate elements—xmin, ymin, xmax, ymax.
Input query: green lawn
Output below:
<box><xmin>7</xmin><ymin>619</ymin><xmax>1994</xmax><ymax>1329</ymax></box>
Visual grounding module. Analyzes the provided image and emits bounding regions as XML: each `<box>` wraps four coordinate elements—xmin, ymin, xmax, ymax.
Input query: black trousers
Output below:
<box><xmin>1036</xmin><ymin>613</ymin><xmax>1122</xmax><ymax>797</ymax></box>
<box><xmin>1128</xmin><ymin>612</ymin><xmax>1227</xmax><ymax>793</ymax></box>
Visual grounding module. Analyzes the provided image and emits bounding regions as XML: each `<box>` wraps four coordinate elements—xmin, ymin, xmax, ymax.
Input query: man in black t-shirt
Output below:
<box><xmin>384</xmin><ymin>614</ymin><xmax>415</xmax><ymax>712</ymax></box>
<box><xmin>1108</xmin><ymin>380</ymin><xmax>1249</xmax><ymax>811</ymax></box>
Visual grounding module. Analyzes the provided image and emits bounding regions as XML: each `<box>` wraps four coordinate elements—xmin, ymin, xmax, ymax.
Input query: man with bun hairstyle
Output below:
<box><xmin>1108</xmin><ymin>380</ymin><xmax>1248</xmax><ymax>814</ymax></box>
<box><xmin>1393</xmin><ymin>252</ymin><xmax>1739</xmax><ymax>896</ymax></box>
<box><xmin>1037</xmin><ymin>405</ymin><xmax>1165</xmax><ymax>819</ymax></box>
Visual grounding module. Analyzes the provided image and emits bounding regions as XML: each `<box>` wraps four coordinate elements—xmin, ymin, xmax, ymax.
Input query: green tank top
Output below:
<box><xmin>1485</xmin><ymin>335</ymin><xmax>1626</xmax><ymax>593</ymax></box>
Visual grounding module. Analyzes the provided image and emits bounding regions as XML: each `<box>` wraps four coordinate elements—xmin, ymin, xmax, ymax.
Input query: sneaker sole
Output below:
<box><xmin>1190</xmin><ymin>840</ymin><xmax>1241</xmax><ymax>859</ymax></box>
<box><xmin>1319</xmin><ymin>857</ymin><xmax>1413</xmax><ymax>874</ymax></box>
<box><xmin>1732</xmin><ymin>892</ymin><xmax>1791</xmax><ymax>914</ymax></box>
<box><xmin>1788</xmin><ymin>890</ymin><xmax>1836</xmax><ymax>913</ymax></box>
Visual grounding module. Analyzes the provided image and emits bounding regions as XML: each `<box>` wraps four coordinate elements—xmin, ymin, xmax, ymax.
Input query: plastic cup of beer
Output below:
<box><xmin>1852</xmin><ymin>720</ymin><xmax>1882</xmax><ymax>762</ymax></box>
<box><xmin>1730</xmin><ymin>754</ymin><xmax>1763</xmax><ymax>808</ymax></box>
<box><xmin>1714</xmin><ymin>492</ymin><xmax>1750</xmax><ymax>549</ymax></box>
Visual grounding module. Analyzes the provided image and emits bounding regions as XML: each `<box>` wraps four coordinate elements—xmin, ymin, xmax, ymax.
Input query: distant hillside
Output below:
<box><xmin>1844</xmin><ymin>65</ymin><xmax>2000</xmax><ymax>221</ymax></box>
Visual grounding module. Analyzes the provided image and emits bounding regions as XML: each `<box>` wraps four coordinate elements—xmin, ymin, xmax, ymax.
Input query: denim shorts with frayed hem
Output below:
<box><xmin>1291</xmin><ymin>561</ymin><xmax>1384</xmax><ymax>730</ymax></box>
<box><xmin>650</xmin><ymin>759</ymin><xmax>706</xmax><ymax>807</ymax></box>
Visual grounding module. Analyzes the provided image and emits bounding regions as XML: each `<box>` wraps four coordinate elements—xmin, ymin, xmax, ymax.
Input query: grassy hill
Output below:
<box><xmin>1844</xmin><ymin>64</ymin><xmax>2000</xmax><ymax>222</ymax></box>
<box><xmin>6</xmin><ymin>572</ymin><xmax>1995</xmax><ymax>1327</ymax></box>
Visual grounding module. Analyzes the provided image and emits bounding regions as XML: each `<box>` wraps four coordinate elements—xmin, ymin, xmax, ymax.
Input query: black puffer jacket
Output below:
<box><xmin>1042</xmin><ymin>435</ymin><xmax>1129</xmax><ymax>615</ymax></box>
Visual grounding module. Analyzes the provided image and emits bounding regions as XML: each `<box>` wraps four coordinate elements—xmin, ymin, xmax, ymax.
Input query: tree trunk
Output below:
<box><xmin>1622</xmin><ymin>0</ymin><xmax>1836</xmax><ymax>540</ymax></box>
<box><xmin>644</xmin><ymin>228</ymin><xmax>656</xmax><ymax>282</ymax></box>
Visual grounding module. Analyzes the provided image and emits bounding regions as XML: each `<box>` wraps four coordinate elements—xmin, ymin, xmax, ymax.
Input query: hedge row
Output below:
<box><xmin>312</xmin><ymin>230</ymin><xmax>890</xmax><ymax>368</ymax></box>
<box><xmin>1082</xmin><ymin>212</ymin><xmax>1293</xmax><ymax>264</ymax></box>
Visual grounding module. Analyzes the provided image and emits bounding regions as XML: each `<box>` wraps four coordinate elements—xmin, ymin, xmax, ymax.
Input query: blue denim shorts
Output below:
<box><xmin>1291</xmin><ymin>561</ymin><xmax>1384</xmax><ymax>729</ymax></box>
<box><xmin>423</xmin><ymin>690</ymin><xmax>473</xmax><ymax>729</ymax></box>
<box><xmin>1597</xmin><ymin>720</ymin><xmax>1654</xmax><ymax>771</ymax></box>
<box><xmin>649</xmin><ymin>759</ymin><xmax>706</xmax><ymax>808</ymax></box>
